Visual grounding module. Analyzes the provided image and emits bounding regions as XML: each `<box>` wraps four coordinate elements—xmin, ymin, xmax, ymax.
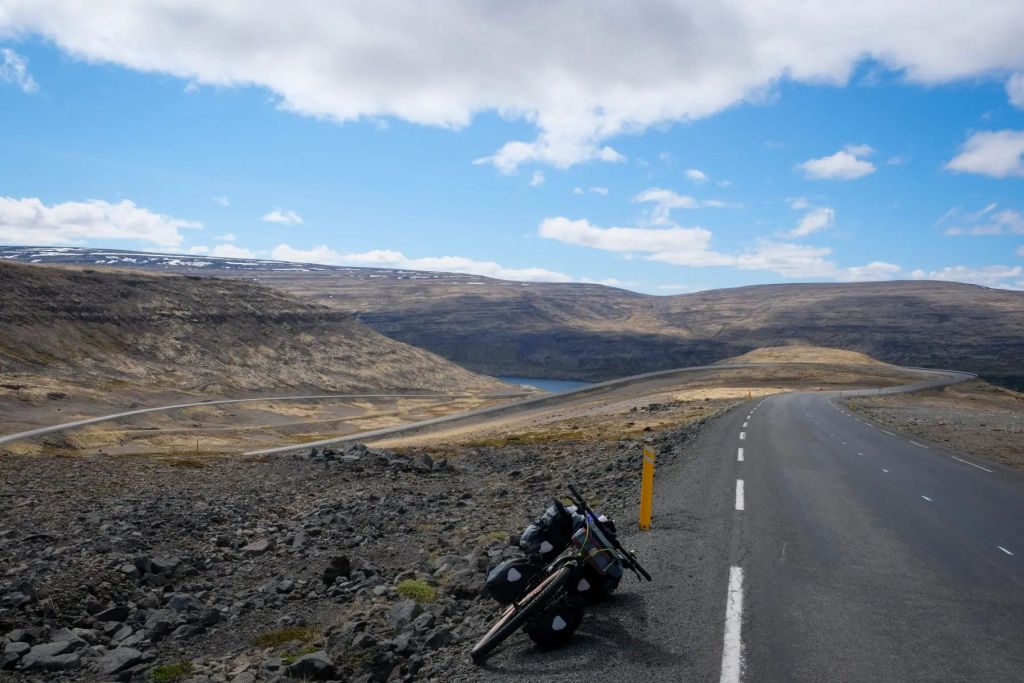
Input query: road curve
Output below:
<box><xmin>451</xmin><ymin>368</ymin><xmax>1024</xmax><ymax>682</ymax></box>
<box><xmin>244</xmin><ymin>363</ymin><xmax>964</xmax><ymax>456</ymax></box>
<box><xmin>0</xmin><ymin>392</ymin><xmax>530</xmax><ymax>447</ymax></box>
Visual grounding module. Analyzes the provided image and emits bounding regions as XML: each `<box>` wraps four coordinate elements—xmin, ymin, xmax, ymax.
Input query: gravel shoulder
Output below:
<box><xmin>846</xmin><ymin>379</ymin><xmax>1024</xmax><ymax>470</ymax></box>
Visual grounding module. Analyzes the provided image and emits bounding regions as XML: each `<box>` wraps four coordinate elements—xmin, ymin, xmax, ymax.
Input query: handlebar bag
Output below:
<box><xmin>484</xmin><ymin>558</ymin><xmax>541</xmax><ymax>604</ymax></box>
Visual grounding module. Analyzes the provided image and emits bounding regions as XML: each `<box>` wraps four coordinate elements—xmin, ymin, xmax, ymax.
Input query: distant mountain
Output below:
<box><xmin>0</xmin><ymin>257</ymin><xmax>504</xmax><ymax>400</ymax></box>
<box><xmin>4</xmin><ymin>246</ymin><xmax>1023</xmax><ymax>389</ymax></box>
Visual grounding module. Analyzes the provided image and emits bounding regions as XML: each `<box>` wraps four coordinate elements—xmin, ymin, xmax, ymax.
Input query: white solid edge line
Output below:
<box><xmin>951</xmin><ymin>455</ymin><xmax>993</xmax><ymax>473</ymax></box>
<box><xmin>909</xmin><ymin>440</ymin><xmax>928</xmax><ymax>449</ymax></box>
<box><xmin>739</xmin><ymin>432</ymin><xmax>746</xmax><ymax>440</ymax></box>
<box><xmin>883</xmin><ymin>430</ymin><xmax>897</xmax><ymax>436</ymax></box>
<box><xmin>921</xmin><ymin>495</ymin><xmax>933</xmax><ymax>502</ymax></box>
<box><xmin>737</xmin><ymin>447</ymin><xmax>744</xmax><ymax>462</ymax></box>
<box><xmin>882</xmin><ymin>468</ymin><xmax>889</xmax><ymax>473</ymax></box>
<box><xmin>735</xmin><ymin>479</ymin><xmax>745</xmax><ymax>511</ymax></box>
<box><xmin>998</xmin><ymin>546</ymin><xmax>1014</xmax><ymax>556</ymax></box>
<box><xmin>719</xmin><ymin>566</ymin><xmax>745</xmax><ymax>683</ymax></box>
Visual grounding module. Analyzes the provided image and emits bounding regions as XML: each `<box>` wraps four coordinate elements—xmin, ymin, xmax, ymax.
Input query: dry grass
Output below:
<box><xmin>718</xmin><ymin>345</ymin><xmax>887</xmax><ymax>366</ymax></box>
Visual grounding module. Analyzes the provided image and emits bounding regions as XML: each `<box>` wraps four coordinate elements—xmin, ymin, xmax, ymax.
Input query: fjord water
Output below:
<box><xmin>497</xmin><ymin>376</ymin><xmax>592</xmax><ymax>393</ymax></box>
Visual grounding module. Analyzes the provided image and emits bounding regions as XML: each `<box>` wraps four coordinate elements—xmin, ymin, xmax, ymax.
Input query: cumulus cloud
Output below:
<box><xmin>213</xmin><ymin>232</ymin><xmax>236</xmax><ymax>241</ymax></box>
<box><xmin>538</xmin><ymin>215</ymin><xmax>896</xmax><ymax>280</ymax></box>
<box><xmin>685</xmin><ymin>168</ymin><xmax>708</xmax><ymax>183</ymax></box>
<box><xmin>0</xmin><ymin>197</ymin><xmax>199</xmax><ymax>246</ymax></box>
<box><xmin>209</xmin><ymin>244</ymin><xmax>257</xmax><ymax>258</ymax></box>
<box><xmin>1008</xmin><ymin>74</ymin><xmax>1024</xmax><ymax>109</ymax></box>
<box><xmin>787</xmin><ymin>207</ymin><xmax>835</xmax><ymax>238</ymax></box>
<box><xmin>0</xmin><ymin>48</ymin><xmax>38</xmax><ymax>93</ymax></box>
<box><xmin>212</xmin><ymin>195</ymin><xmax>230</xmax><ymax>207</ymax></box>
<box><xmin>911</xmin><ymin>264</ymin><xmax>1023</xmax><ymax>289</ymax></box>
<box><xmin>270</xmin><ymin>244</ymin><xmax>573</xmax><ymax>282</ymax></box>
<box><xmin>632</xmin><ymin>188</ymin><xmax>734</xmax><ymax>224</ymax></box>
<box><xmin>4</xmin><ymin>3</ymin><xmax>1024</xmax><ymax>171</ymax></box>
<box><xmin>261</xmin><ymin>209</ymin><xmax>304</xmax><ymax>225</ymax></box>
<box><xmin>589</xmin><ymin>187</ymin><xmax>609</xmax><ymax>196</ymax></box>
<box><xmin>839</xmin><ymin>261</ymin><xmax>902</xmax><ymax>281</ymax></box>
<box><xmin>529</xmin><ymin>170</ymin><xmax>545</xmax><ymax>187</ymax></box>
<box><xmin>800</xmin><ymin>144</ymin><xmax>876</xmax><ymax>180</ymax></box>
<box><xmin>945</xmin><ymin>130</ymin><xmax>1024</xmax><ymax>178</ymax></box>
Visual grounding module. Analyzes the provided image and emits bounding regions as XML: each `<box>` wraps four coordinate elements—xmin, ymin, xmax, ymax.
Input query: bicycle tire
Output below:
<box><xmin>470</xmin><ymin>564</ymin><xmax>574</xmax><ymax>664</ymax></box>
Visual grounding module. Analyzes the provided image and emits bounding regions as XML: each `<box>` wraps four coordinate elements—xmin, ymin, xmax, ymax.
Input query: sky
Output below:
<box><xmin>1</xmin><ymin>2</ymin><xmax>1023</xmax><ymax>293</ymax></box>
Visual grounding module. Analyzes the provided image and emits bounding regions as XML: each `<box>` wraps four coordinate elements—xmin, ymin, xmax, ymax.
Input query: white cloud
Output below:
<box><xmin>6</xmin><ymin>3</ymin><xmax>1024</xmax><ymax>172</ymax></box>
<box><xmin>540</xmin><ymin>215</ymin><xmax>901</xmax><ymax>281</ymax></box>
<box><xmin>911</xmin><ymin>264</ymin><xmax>1023</xmax><ymax>289</ymax></box>
<box><xmin>787</xmin><ymin>207</ymin><xmax>835</xmax><ymax>237</ymax></box>
<box><xmin>0</xmin><ymin>197</ymin><xmax>199</xmax><ymax>246</ymax></box>
<box><xmin>945</xmin><ymin>130</ymin><xmax>1024</xmax><ymax>178</ymax></box>
<box><xmin>1017</xmin><ymin>245</ymin><xmax>1024</xmax><ymax>257</ymax></box>
<box><xmin>572</xmin><ymin>187</ymin><xmax>584</xmax><ymax>195</ymax></box>
<box><xmin>685</xmin><ymin>168</ymin><xmax>708</xmax><ymax>183</ymax></box>
<box><xmin>789</xmin><ymin>197</ymin><xmax>810</xmax><ymax>210</ymax></box>
<box><xmin>209</xmin><ymin>244</ymin><xmax>257</xmax><ymax>258</ymax></box>
<box><xmin>0</xmin><ymin>48</ymin><xmax>38</xmax><ymax>93</ymax></box>
<box><xmin>212</xmin><ymin>195</ymin><xmax>230</xmax><ymax>206</ymax></box>
<box><xmin>800</xmin><ymin>144</ymin><xmax>876</xmax><ymax>180</ymax></box>
<box><xmin>717</xmin><ymin>179</ymin><xmax>733</xmax><ymax>188</ymax></box>
<box><xmin>632</xmin><ymin>187</ymin><xmax>734</xmax><ymax>224</ymax></box>
<box><xmin>886</xmin><ymin>155</ymin><xmax>909</xmax><ymax>165</ymax></box>
<box><xmin>261</xmin><ymin>209</ymin><xmax>304</xmax><ymax>225</ymax></box>
<box><xmin>589</xmin><ymin>187</ymin><xmax>609</xmax><ymax>196</ymax></box>
<box><xmin>529</xmin><ymin>170</ymin><xmax>545</xmax><ymax>187</ymax></box>
<box><xmin>271</xmin><ymin>244</ymin><xmax>573</xmax><ymax>283</ymax></box>
<box><xmin>943</xmin><ymin>206</ymin><xmax>1024</xmax><ymax>235</ymax></box>
<box><xmin>188</xmin><ymin>245</ymin><xmax>209</xmax><ymax>254</ymax></box>
<box><xmin>839</xmin><ymin>261</ymin><xmax>902</xmax><ymax>281</ymax></box>
<box><xmin>213</xmin><ymin>232</ymin><xmax>236</xmax><ymax>241</ymax></box>
<box><xmin>1007</xmin><ymin>74</ymin><xmax>1024</xmax><ymax>109</ymax></box>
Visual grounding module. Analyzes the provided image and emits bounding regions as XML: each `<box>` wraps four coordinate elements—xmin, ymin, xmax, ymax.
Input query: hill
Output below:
<box><xmin>4</xmin><ymin>246</ymin><xmax>1023</xmax><ymax>388</ymax></box>
<box><xmin>0</xmin><ymin>260</ymin><xmax>504</xmax><ymax>405</ymax></box>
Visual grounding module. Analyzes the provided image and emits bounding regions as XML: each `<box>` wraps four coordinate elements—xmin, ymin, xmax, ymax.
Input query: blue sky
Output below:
<box><xmin>1</xmin><ymin>3</ymin><xmax>1023</xmax><ymax>292</ymax></box>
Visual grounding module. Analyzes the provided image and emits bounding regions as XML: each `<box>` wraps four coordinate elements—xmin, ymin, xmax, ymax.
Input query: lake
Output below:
<box><xmin>497</xmin><ymin>376</ymin><xmax>593</xmax><ymax>393</ymax></box>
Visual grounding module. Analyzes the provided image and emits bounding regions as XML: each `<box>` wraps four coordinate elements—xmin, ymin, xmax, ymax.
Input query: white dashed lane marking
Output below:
<box><xmin>921</xmin><ymin>495</ymin><xmax>933</xmax><ymax>502</ymax></box>
<box><xmin>737</xmin><ymin>447</ymin><xmax>744</xmax><ymax>462</ymax></box>
<box><xmin>909</xmin><ymin>440</ymin><xmax>928</xmax><ymax>449</ymax></box>
<box><xmin>719</xmin><ymin>566</ymin><xmax>745</xmax><ymax>683</ymax></box>
<box><xmin>735</xmin><ymin>480</ymin><xmax>745</xmax><ymax>511</ymax></box>
<box><xmin>739</xmin><ymin>432</ymin><xmax>746</xmax><ymax>440</ymax></box>
<box><xmin>999</xmin><ymin>546</ymin><xmax>1015</xmax><ymax>556</ymax></box>
<box><xmin>882</xmin><ymin>468</ymin><xmax>889</xmax><ymax>473</ymax></box>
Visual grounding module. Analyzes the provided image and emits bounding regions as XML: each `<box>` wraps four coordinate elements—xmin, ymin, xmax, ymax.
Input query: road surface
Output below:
<box><xmin>459</xmin><ymin>371</ymin><xmax>1024</xmax><ymax>682</ymax></box>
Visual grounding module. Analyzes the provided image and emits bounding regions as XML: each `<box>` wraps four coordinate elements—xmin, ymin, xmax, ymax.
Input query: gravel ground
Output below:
<box><xmin>0</xmin><ymin>404</ymin><xmax>726</xmax><ymax>682</ymax></box>
<box><xmin>846</xmin><ymin>379</ymin><xmax>1024</xmax><ymax>470</ymax></box>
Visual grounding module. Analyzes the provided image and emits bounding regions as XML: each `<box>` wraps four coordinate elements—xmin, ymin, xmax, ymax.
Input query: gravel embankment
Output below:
<box><xmin>0</xmin><ymin>413</ymin><xmax>715</xmax><ymax>682</ymax></box>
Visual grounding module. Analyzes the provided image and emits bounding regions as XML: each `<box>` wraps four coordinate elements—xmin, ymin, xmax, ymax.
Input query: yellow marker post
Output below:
<box><xmin>639</xmin><ymin>444</ymin><xmax>656</xmax><ymax>530</ymax></box>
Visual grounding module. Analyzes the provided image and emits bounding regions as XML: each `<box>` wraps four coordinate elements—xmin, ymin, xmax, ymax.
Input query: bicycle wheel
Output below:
<box><xmin>470</xmin><ymin>564</ymin><xmax>574</xmax><ymax>664</ymax></box>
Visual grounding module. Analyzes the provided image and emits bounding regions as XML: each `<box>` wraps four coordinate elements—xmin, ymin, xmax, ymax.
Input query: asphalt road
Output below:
<box><xmin>458</xmin><ymin>371</ymin><xmax>1024</xmax><ymax>682</ymax></box>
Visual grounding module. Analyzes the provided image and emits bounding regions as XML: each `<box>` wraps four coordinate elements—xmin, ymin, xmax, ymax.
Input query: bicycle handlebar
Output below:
<box><xmin>567</xmin><ymin>484</ymin><xmax>652</xmax><ymax>582</ymax></box>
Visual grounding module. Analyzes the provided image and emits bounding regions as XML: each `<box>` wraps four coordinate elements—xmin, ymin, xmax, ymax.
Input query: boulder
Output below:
<box><xmin>241</xmin><ymin>539</ymin><xmax>273</xmax><ymax>556</ymax></box>
<box><xmin>20</xmin><ymin>641</ymin><xmax>72</xmax><ymax>668</ymax></box>
<box><xmin>97</xmin><ymin>647</ymin><xmax>148</xmax><ymax>675</ymax></box>
<box><xmin>285</xmin><ymin>651</ymin><xmax>337</xmax><ymax>681</ymax></box>
<box><xmin>388</xmin><ymin>600</ymin><xmax>422</xmax><ymax>630</ymax></box>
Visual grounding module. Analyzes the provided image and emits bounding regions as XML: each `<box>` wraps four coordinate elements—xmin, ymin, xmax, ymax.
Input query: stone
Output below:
<box><xmin>0</xmin><ymin>591</ymin><xmax>31</xmax><ymax>608</ymax></box>
<box><xmin>49</xmin><ymin>628</ymin><xmax>86</xmax><ymax>647</ymax></box>
<box><xmin>144</xmin><ymin>608</ymin><xmax>181</xmax><ymax>637</ymax></box>
<box><xmin>20</xmin><ymin>641</ymin><xmax>72</xmax><ymax>668</ymax></box>
<box><xmin>30</xmin><ymin>652</ymin><xmax>81</xmax><ymax>671</ymax></box>
<box><xmin>322</xmin><ymin>556</ymin><xmax>351</xmax><ymax>585</ymax></box>
<box><xmin>95</xmin><ymin>605</ymin><xmax>131</xmax><ymax>622</ymax></box>
<box><xmin>241</xmin><ymin>539</ymin><xmax>273</xmax><ymax>556</ymax></box>
<box><xmin>231</xmin><ymin>673</ymin><xmax>257</xmax><ymax>683</ymax></box>
<box><xmin>5</xmin><ymin>641</ymin><xmax>30</xmax><ymax>656</ymax></box>
<box><xmin>285</xmin><ymin>651</ymin><xmax>337</xmax><ymax>681</ymax></box>
<box><xmin>97</xmin><ymin>647</ymin><xmax>147</xmax><ymax>675</ymax></box>
<box><xmin>167</xmin><ymin>593</ymin><xmax>200</xmax><ymax>612</ymax></box>
<box><xmin>388</xmin><ymin>599</ymin><xmax>422</xmax><ymax>630</ymax></box>
<box><xmin>424</xmin><ymin>627</ymin><xmax>453</xmax><ymax>649</ymax></box>
<box><xmin>1</xmin><ymin>652</ymin><xmax>20</xmax><ymax>670</ymax></box>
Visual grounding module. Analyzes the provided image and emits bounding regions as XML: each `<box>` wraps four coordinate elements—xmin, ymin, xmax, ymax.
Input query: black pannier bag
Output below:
<box><xmin>484</xmin><ymin>558</ymin><xmax>541</xmax><ymax>604</ymax></box>
<box><xmin>526</xmin><ymin>593</ymin><xmax>584</xmax><ymax>650</ymax></box>
<box><xmin>570</xmin><ymin>562</ymin><xmax>623</xmax><ymax>603</ymax></box>
<box><xmin>519</xmin><ymin>501</ymin><xmax>583</xmax><ymax>562</ymax></box>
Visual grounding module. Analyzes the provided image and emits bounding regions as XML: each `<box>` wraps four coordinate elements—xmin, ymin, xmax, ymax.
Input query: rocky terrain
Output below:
<box><xmin>0</xmin><ymin>260</ymin><xmax>505</xmax><ymax>436</ymax></box>
<box><xmin>0</xmin><ymin>405</ymin><xmax>721</xmax><ymax>682</ymax></box>
<box><xmin>846</xmin><ymin>379</ymin><xmax>1024</xmax><ymax>470</ymax></box>
<box><xmin>6</xmin><ymin>247</ymin><xmax>1021</xmax><ymax>389</ymax></box>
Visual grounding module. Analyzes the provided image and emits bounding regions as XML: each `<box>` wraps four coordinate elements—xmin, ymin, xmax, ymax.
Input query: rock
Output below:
<box><xmin>167</xmin><ymin>593</ymin><xmax>200</xmax><ymax>612</ymax></box>
<box><xmin>424</xmin><ymin>627</ymin><xmax>453</xmax><ymax>649</ymax></box>
<box><xmin>49</xmin><ymin>628</ymin><xmax>86</xmax><ymax>647</ymax></box>
<box><xmin>144</xmin><ymin>608</ymin><xmax>181</xmax><ymax>637</ymax></box>
<box><xmin>285</xmin><ymin>651</ymin><xmax>337</xmax><ymax>681</ymax></box>
<box><xmin>5</xmin><ymin>628</ymin><xmax>33</xmax><ymax>643</ymax></box>
<box><xmin>97</xmin><ymin>647</ymin><xmax>147</xmax><ymax>675</ymax></box>
<box><xmin>5</xmin><ymin>641</ymin><xmax>30</xmax><ymax>656</ymax></box>
<box><xmin>388</xmin><ymin>599</ymin><xmax>422</xmax><ymax>630</ymax></box>
<box><xmin>1</xmin><ymin>652</ymin><xmax>20</xmax><ymax>670</ymax></box>
<box><xmin>20</xmin><ymin>641</ymin><xmax>72</xmax><ymax>668</ymax></box>
<box><xmin>231</xmin><ymin>673</ymin><xmax>257</xmax><ymax>683</ymax></box>
<box><xmin>28</xmin><ymin>651</ymin><xmax>81</xmax><ymax>671</ymax></box>
<box><xmin>241</xmin><ymin>539</ymin><xmax>273</xmax><ymax>556</ymax></box>
<box><xmin>322</xmin><ymin>556</ymin><xmax>351</xmax><ymax>585</ymax></box>
<box><xmin>95</xmin><ymin>605</ymin><xmax>131</xmax><ymax>622</ymax></box>
<box><xmin>0</xmin><ymin>591</ymin><xmax>31</xmax><ymax>608</ymax></box>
